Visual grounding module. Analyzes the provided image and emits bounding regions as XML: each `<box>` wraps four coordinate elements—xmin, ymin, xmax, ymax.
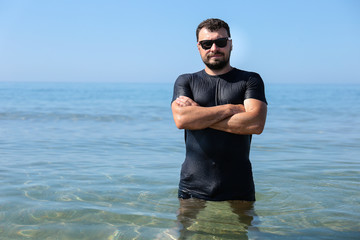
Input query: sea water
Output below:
<box><xmin>0</xmin><ymin>82</ymin><xmax>359</xmax><ymax>239</ymax></box>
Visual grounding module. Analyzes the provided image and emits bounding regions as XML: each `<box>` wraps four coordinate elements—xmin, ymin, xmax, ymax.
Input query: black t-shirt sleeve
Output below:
<box><xmin>172</xmin><ymin>74</ymin><xmax>194</xmax><ymax>102</ymax></box>
<box><xmin>244</xmin><ymin>73</ymin><xmax>267</xmax><ymax>104</ymax></box>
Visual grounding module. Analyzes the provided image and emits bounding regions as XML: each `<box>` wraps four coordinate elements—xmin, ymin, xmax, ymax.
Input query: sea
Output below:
<box><xmin>0</xmin><ymin>82</ymin><xmax>359</xmax><ymax>240</ymax></box>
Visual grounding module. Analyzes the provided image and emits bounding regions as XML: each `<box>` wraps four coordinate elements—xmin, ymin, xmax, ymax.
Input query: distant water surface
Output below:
<box><xmin>0</xmin><ymin>82</ymin><xmax>359</xmax><ymax>239</ymax></box>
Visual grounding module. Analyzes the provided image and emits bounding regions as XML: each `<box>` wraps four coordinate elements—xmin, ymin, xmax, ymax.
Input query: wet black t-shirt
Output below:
<box><xmin>172</xmin><ymin>68</ymin><xmax>267</xmax><ymax>201</ymax></box>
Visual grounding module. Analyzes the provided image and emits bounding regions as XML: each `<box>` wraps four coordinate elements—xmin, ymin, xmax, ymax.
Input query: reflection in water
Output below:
<box><xmin>177</xmin><ymin>198</ymin><xmax>258</xmax><ymax>239</ymax></box>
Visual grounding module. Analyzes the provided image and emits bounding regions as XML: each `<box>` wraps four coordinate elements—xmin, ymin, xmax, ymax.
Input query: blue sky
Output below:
<box><xmin>0</xmin><ymin>0</ymin><xmax>359</xmax><ymax>83</ymax></box>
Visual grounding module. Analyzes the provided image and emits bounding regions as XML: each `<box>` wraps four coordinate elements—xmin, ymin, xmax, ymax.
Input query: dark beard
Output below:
<box><xmin>204</xmin><ymin>58</ymin><xmax>229</xmax><ymax>70</ymax></box>
<box><xmin>203</xmin><ymin>52</ymin><xmax>230</xmax><ymax>70</ymax></box>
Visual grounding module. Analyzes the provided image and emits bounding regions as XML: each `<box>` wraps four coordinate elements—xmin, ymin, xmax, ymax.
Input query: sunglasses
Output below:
<box><xmin>198</xmin><ymin>37</ymin><xmax>231</xmax><ymax>50</ymax></box>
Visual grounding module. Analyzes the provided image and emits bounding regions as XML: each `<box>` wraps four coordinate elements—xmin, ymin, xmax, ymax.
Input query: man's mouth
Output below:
<box><xmin>208</xmin><ymin>52</ymin><xmax>224</xmax><ymax>58</ymax></box>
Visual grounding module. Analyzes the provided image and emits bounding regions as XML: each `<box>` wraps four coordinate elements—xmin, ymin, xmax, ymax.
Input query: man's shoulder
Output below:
<box><xmin>177</xmin><ymin>70</ymin><xmax>204</xmax><ymax>79</ymax></box>
<box><xmin>232</xmin><ymin>68</ymin><xmax>261</xmax><ymax>79</ymax></box>
<box><xmin>175</xmin><ymin>70</ymin><xmax>205</xmax><ymax>84</ymax></box>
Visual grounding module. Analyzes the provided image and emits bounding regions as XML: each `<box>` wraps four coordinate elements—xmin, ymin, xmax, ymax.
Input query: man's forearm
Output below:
<box><xmin>172</xmin><ymin>102</ymin><xmax>240</xmax><ymax>130</ymax></box>
<box><xmin>210</xmin><ymin>100</ymin><xmax>267</xmax><ymax>135</ymax></box>
<box><xmin>171</xmin><ymin>96</ymin><xmax>266</xmax><ymax>133</ymax></box>
<box><xmin>210</xmin><ymin>111</ymin><xmax>265</xmax><ymax>134</ymax></box>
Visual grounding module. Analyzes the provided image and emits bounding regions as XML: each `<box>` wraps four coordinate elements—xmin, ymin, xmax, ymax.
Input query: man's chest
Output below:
<box><xmin>190</xmin><ymin>78</ymin><xmax>246</xmax><ymax>106</ymax></box>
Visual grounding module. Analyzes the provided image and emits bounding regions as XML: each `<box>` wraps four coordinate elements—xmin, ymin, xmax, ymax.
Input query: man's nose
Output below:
<box><xmin>210</xmin><ymin>43</ymin><xmax>219</xmax><ymax>51</ymax></box>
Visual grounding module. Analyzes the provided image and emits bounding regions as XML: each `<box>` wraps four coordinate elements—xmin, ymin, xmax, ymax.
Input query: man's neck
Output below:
<box><xmin>204</xmin><ymin>65</ymin><xmax>233</xmax><ymax>76</ymax></box>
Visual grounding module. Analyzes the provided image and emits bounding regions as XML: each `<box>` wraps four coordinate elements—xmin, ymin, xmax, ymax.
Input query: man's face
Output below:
<box><xmin>197</xmin><ymin>27</ymin><xmax>232</xmax><ymax>71</ymax></box>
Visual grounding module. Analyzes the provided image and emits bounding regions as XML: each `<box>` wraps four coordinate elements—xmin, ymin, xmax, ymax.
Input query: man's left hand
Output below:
<box><xmin>175</xmin><ymin>96</ymin><xmax>199</xmax><ymax>107</ymax></box>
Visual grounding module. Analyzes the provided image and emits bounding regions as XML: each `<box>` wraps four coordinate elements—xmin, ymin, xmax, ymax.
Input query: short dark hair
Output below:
<box><xmin>196</xmin><ymin>18</ymin><xmax>231</xmax><ymax>41</ymax></box>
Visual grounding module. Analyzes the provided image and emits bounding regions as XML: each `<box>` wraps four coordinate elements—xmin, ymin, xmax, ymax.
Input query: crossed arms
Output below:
<box><xmin>171</xmin><ymin>96</ymin><xmax>267</xmax><ymax>135</ymax></box>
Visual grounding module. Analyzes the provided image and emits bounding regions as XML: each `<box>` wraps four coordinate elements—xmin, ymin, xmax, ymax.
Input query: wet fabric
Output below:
<box><xmin>172</xmin><ymin>68</ymin><xmax>267</xmax><ymax>201</ymax></box>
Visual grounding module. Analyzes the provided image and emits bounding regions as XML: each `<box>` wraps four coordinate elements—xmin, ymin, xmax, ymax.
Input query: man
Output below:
<box><xmin>171</xmin><ymin>18</ymin><xmax>267</xmax><ymax>202</ymax></box>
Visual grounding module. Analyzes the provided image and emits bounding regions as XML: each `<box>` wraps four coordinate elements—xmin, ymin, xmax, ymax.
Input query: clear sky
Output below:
<box><xmin>0</xmin><ymin>0</ymin><xmax>359</xmax><ymax>84</ymax></box>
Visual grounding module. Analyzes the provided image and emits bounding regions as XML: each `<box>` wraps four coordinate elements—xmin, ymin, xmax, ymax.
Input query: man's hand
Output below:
<box><xmin>175</xmin><ymin>96</ymin><xmax>199</xmax><ymax>107</ymax></box>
